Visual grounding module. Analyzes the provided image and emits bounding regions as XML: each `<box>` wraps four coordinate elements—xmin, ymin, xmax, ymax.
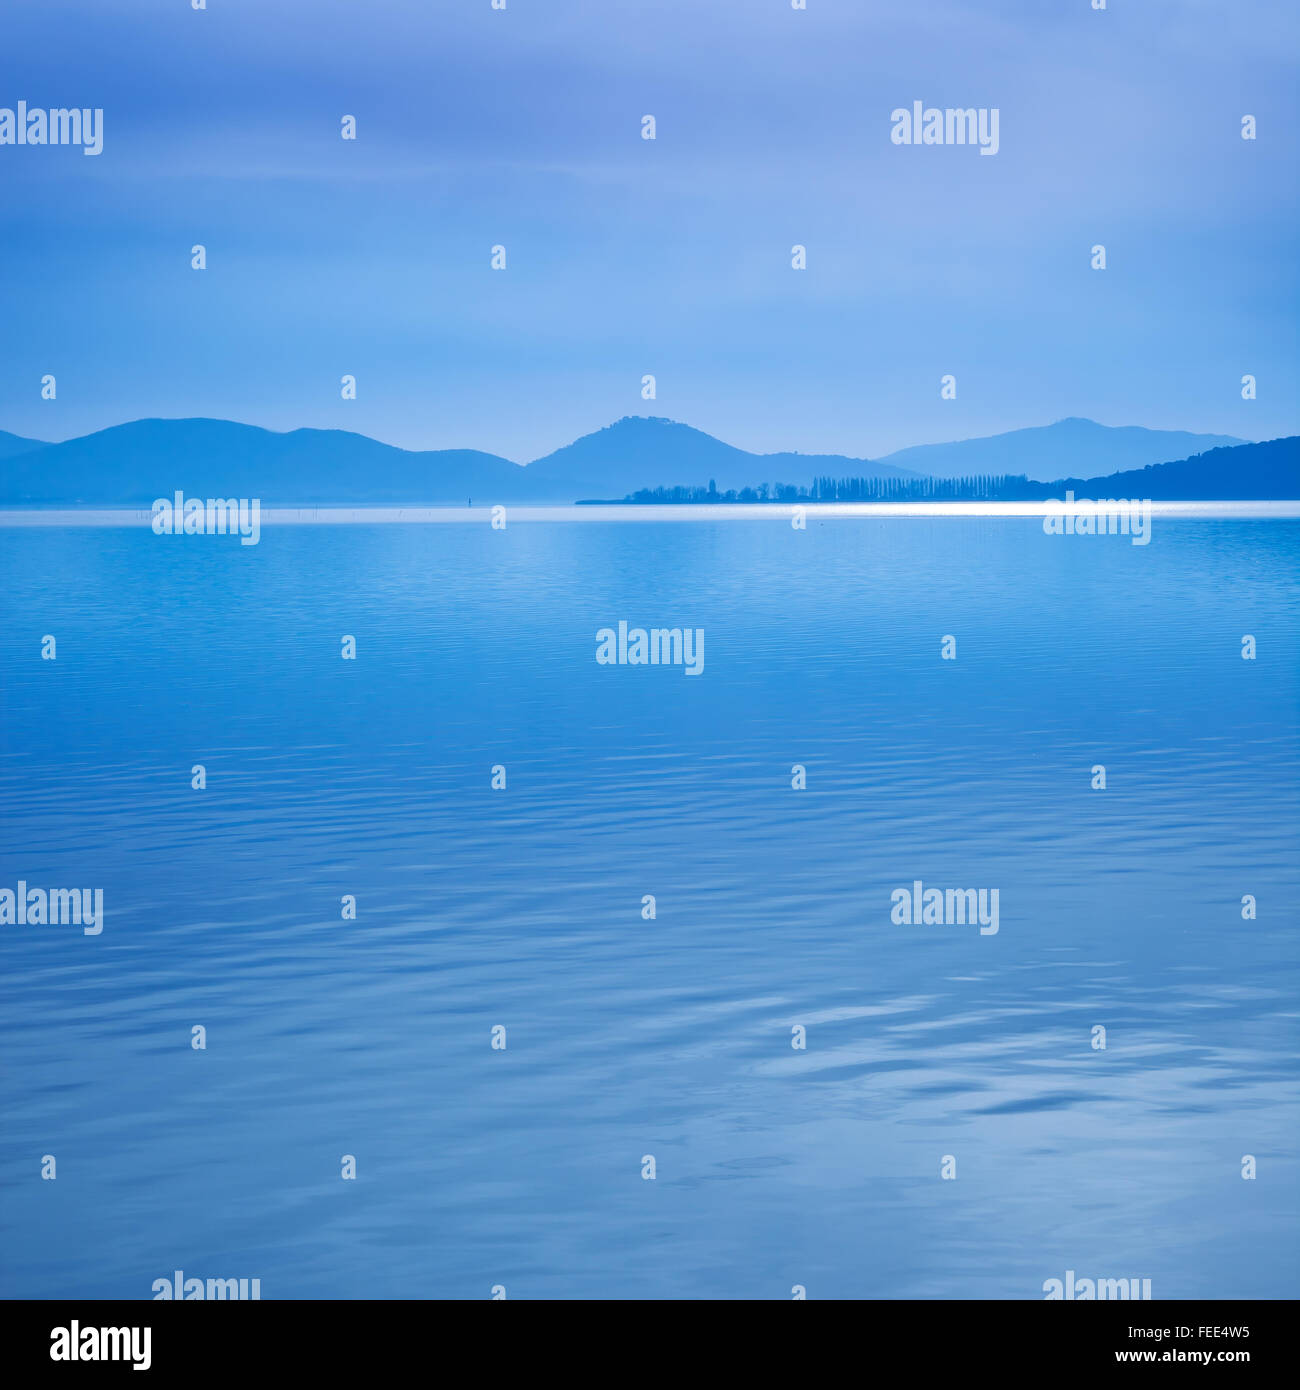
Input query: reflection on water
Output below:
<box><xmin>1</xmin><ymin>517</ymin><xmax>1297</xmax><ymax>1298</ymax></box>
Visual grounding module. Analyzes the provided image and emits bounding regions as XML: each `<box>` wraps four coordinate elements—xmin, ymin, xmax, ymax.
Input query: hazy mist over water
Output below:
<box><xmin>2</xmin><ymin>518</ymin><xmax>1297</xmax><ymax>1298</ymax></box>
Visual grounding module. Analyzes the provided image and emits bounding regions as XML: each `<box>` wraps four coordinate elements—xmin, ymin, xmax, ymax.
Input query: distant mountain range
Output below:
<box><xmin>0</xmin><ymin>415</ymin><xmax>1291</xmax><ymax>505</ymax></box>
<box><xmin>528</xmin><ymin>416</ymin><xmax>920</xmax><ymax>493</ymax></box>
<box><xmin>872</xmin><ymin>417</ymin><xmax>1245</xmax><ymax>482</ymax></box>
<box><xmin>0</xmin><ymin>420</ymin><xmax>542</xmax><ymax>506</ymax></box>
<box><xmin>611</xmin><ymin>437</ymin><xmax>1300</xmax><ymax>504</ymax></box>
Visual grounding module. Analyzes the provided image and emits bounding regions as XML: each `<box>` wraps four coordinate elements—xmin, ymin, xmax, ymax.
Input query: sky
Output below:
<box><xmin>0</xmin><ymin>0</ymin><xmax>1296</xmax><ymax>462</ymax></box>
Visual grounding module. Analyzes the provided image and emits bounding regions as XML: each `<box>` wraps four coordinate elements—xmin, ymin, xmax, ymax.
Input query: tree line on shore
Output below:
<box><xmin>613</xmin><ymin>474</ymin><xmax>1050</xmax><ymax>504</ymax></box>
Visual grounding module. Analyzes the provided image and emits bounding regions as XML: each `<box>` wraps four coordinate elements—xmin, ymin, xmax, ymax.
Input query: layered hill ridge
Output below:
<box><xmin>873</xmin><ymin>417</ymin><xmax>1245</xmax><ymax>482</ymax></box>
<box><xmin>0</xmin><ymin>414</ymin><xmax>1287</xmax><ymax>505</ymax></box>
<box><xmin>526</xmin><ymin>415</ymin><xmax>915</xmax><ymax>494</ymax></box>
<box><xmin>0</xmin><ymin>418</ymin><xmax>546</xmax><ymax>506</ymax></box>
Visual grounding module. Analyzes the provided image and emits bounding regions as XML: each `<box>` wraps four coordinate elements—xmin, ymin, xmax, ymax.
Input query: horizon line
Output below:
<box><xmin>3</xmin><ymin>501</ymin><xmax>1297</xmax><ymax>527</ymax></box>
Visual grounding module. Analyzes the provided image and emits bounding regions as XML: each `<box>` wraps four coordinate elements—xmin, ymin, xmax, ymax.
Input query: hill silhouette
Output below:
<box><xmin>0</xmin><ymin>419</ymin><xmax>563</xmax><ymax>505</ymax></box>
<box><xmin>525</xmin><ymin>415</ymin><xmax>916</xmax><ymax>493</ymax></box>
<box><xmin>875</xmin><ymin>418</ymin><xmax>1245</xmax><ymax>482</ymax></box>
<box><xmin>0</xmin><ymin>429</ymin><xmax>49</xmax><ymax>460</ymax></box>
<box><xmin>0</xmin><ymin>415</ymin><xmax>1289</xmax><ymax>505</ymax></box>
<box><xmin>1042</xmin><ymin>436</ymin><xmax>1297</xmax><ymax>500</ymax></box>
<box><xmin>606</xmin><ymin>437</ymin><xmax>1299</xmax><ymax>503</ymax></box>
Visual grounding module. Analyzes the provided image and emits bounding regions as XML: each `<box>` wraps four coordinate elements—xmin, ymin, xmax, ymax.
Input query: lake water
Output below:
<box><xmin>1</xmin><ymin>515</ymin><xmax>1297</xmax><ymax>1299</ymax></box>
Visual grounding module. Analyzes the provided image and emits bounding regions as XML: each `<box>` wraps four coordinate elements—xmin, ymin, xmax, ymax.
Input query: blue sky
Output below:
<box><xmin>0</xmin><ymin>0</ymin><xmax>1296</xmax><ymax>460</ymax></box>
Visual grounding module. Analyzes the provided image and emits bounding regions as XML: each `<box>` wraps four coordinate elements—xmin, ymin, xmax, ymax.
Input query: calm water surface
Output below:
<box><xmin>1</xmin><ymin>517</ymin><xmax>1297</xmax><ymax>1298</ymax></box>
